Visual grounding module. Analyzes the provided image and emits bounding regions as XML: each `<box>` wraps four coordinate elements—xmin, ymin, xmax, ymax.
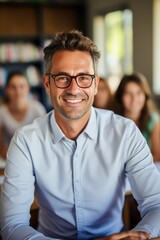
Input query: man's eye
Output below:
<box><xmin>57</xmin><ymin>76</ymin><xmax>70</xmax><ymax>81</ymax></box>
<box><xmin>79</xmin><ymin>75</ymin><xmax>90</xmax><ymax>81</ymax></box>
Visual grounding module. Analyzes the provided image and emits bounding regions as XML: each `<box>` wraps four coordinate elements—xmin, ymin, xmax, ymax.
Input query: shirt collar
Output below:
<box><xmin>50</xmin><ymin>112</ymin><xmax>65</xmax><ymax>143</ymax></box>
<box><xmin>50</xmin><ymin>107</ymin><xmax>97</xmax><ymax>143</ymax></box>
<box><xmin>83</xmin><ymin>107</ymin><xmax>97</xmax><ymax>140</ymax></box>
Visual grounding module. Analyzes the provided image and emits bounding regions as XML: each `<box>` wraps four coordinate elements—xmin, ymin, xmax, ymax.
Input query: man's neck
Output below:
<box><xmin>54</xmin><ymin>111</ymin><xmax>91</xmax><ymax>140</ymax></box>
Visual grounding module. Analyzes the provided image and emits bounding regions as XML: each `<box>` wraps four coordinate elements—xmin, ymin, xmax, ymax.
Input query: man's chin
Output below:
<box><xmin>61</xmin><ymin>109</ymin><xmax>89</xmax><ymax>121</ymax></box>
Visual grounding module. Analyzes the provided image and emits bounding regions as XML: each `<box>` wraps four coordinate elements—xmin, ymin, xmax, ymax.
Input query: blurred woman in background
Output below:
<box><xmin>0</xmin><ymin>71</ymin><xmax>46</xmax><ymax>163</ymax></box>
<box><xmin>113</xmin><ymin>72</ymin><xmax>160</xmax><ymax>162</ymax></box>
<box><xmin>93</xmin><ymin>77</ymin><xmax>113</xmax><ymax>110</ymax></box>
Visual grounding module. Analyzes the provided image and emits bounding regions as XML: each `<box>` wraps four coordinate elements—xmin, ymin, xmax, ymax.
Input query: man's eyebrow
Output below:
<box><xmin>52</xmin><ymin>72</ymin><xmax>70</xmax><ymax>75</ymax></box>
<box><xmin>53</xmin><ymin>71</ymin><xmax>92</xmax><ymax>76</ymax></box>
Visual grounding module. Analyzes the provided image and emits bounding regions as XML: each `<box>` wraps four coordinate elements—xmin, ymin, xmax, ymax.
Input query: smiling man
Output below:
<box><xmin>43</xmin><ymin>49</ymin><xmax>98</xmax><ymax>139</ymax></box>
<box><xmin>1</xmin><ymin>30</ymin><xmax>160</xmax><ymax>240</ymax></box>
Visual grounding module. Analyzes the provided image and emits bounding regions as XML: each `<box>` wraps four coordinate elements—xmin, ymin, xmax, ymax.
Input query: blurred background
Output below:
<box><xmin>0</xmin><ymin>0</ymin><xmax>159</xmax><ymax>112</ymax></box>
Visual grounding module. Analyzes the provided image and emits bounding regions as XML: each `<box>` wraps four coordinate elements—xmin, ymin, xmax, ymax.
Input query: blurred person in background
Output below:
<box><xmin>113</xmin><ymin>72</ymin><xmax>160</xmax><ymax>162</ymax></box>
<box><xmin>93</xmin><ymin>77</ymin><xmax>113</xmax><ymax>110</ymax></box>
<box><xmin>0</xmin><ymin>71</ymin><xmax>46</xmax><ymax>163</ymax></box>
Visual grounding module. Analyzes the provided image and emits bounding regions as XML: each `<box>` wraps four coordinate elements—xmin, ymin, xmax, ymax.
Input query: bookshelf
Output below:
<box><xmin>0</xmin><ymin>1</ymin><xmax>85</xmax><ymax>111</ymax></box>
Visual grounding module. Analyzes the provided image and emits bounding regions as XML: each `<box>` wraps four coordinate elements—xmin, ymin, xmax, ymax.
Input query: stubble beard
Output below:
<box><xmin>52</xmin><ymin>97</ymin><xmax>93</xmax><ymax>121</ymax></box>
<box><xmin>53</xmin><ymin>102</ymin><xmax>91</xmax><ymax>120</ymax></box>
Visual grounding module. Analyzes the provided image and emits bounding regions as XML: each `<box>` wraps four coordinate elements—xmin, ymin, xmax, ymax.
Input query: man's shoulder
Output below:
<box><xmin>94</xmin><ymin>108</ymin><xmax>134</xmax><ymax>126</ymax></box>
<box><xmin>94</xmin><ymin>108</ymin><xmax>140</xmax><ymax>142</ymax></box>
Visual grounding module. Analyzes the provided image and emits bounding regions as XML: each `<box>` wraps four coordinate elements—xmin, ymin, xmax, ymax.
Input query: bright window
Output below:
<box><xmin>153</xmin><ymin>0</ymin><xmax>160</xmax><ymax>94</ymax></box>
<box><xmin>93</xmin><ymin>9</ymin><xmax>133</xmax><ymax>92</ymax></box>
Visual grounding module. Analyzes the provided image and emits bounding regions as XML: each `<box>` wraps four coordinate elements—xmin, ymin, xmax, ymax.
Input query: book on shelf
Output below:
<box><xmin>26</xmin><ymin>65</ymin><xmax>41</xmax><ymax>86</ymax></box>
<box><xmin>0</xmin><ymin>42</ymin><xmax>42</xmax><ymax>63</ymax></box>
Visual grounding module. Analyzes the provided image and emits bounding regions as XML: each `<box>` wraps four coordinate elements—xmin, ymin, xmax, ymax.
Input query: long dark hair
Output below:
<box><xmin>113</xmin><ymin>72</ymin><xmax>157</xmax><ymax>132</ymax></box>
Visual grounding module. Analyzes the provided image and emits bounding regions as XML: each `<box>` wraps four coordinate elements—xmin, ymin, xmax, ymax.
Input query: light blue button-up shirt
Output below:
<box><xmin>1</xmin><ymin>108</ymin><xmax>160</xmax><ymax>240</ymax></box>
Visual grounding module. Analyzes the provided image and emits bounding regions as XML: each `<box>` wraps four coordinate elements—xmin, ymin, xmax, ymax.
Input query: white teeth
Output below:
<box><xmin>66</xmin><ymin>99</ymin><xmax>82</xmax><ymax>103</ymax></box>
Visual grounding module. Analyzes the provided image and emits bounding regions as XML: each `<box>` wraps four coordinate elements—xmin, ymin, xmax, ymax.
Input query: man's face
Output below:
<box><xmin>43</xmin><ymin>50</ymin><xmax>99</xmax><ymax>121</ymax></box>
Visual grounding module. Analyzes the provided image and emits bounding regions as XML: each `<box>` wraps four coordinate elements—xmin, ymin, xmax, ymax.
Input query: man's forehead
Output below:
<box><xmin>51</xmin><ymin>50</ymin><xmax>94</xmax><ymax>73</ymax></box>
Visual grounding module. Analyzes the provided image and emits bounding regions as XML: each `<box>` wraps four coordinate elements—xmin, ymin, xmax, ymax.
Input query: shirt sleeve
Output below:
<box><xmin>125</xmin><ymin>122</ymin><xmax>160</xmax><ymax>236</ymax></box>
<box><xmin>0</xmin><ymin>131</ymin><xmax>59</xmax><ymax>240</ymax></box>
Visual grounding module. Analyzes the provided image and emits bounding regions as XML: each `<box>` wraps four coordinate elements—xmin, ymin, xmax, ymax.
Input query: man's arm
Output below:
<box><xmin>124</xmin><ymin>123</ymin><xmax>160</xmax><ymax>237</ymax></box>
<box><xmin>0</xmin><ymin>132</ymin><xmax>58</xmax><ymax>240</ymax></box>
<box><xmin>95</xmin><ymin>231</ymin><xmax>151</xmax><ymax>240</ymax></box>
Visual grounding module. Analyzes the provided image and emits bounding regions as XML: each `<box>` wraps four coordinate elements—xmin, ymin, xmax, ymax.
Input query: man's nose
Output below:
<box><xmin>67</xmin><ymin>78</ymin><xmax>79</xmax><ymax>92</ymax></box>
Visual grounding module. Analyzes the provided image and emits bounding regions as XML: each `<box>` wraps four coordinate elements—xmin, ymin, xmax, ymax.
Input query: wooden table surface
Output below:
<box><xmin>0</xmin><ymin>168</ymin><xmax>4</xmax><ymax>176</ymax></box>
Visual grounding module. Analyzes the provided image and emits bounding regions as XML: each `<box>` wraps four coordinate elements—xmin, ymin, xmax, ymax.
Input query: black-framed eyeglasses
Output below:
<box><xmin>47</xmin><ymin>73</ymin><xmax>96</xmax><ymax>89</ymax></box>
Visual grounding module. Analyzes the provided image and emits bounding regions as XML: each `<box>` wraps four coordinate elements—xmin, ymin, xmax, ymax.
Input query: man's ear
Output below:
<box><xmin>42</xmin><ymin>75</ymin><xmax>50</xmax><ymax>96</ymax></box>
<box><xmin>94</xmin><ymin>75</ymin><xmax>99</xmax><ymax>96</ymax></box>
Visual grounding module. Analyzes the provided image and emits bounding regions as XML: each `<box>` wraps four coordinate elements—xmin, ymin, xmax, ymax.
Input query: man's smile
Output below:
<box><xmin>64</xmin><ymin>99</ymin><xmax>83</xmax><ymax>103</ymax></box>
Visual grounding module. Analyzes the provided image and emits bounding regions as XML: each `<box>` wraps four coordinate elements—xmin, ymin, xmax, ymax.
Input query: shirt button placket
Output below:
<box><xmin>73</xmin><ymin>149</ymin><xmax>83</xmax><ymax>239</ymax></box>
